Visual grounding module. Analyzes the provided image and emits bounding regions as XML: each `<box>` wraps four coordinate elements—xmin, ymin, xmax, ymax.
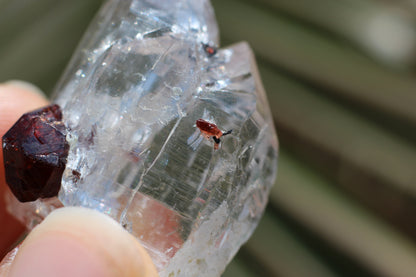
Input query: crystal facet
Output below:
<box><xmin>2</xmin><ymin>105</ymin><xmax>68</xmax><ymax>202</ymax></box>
<box><xmin>5</xmin><ymin>0</ymin><xmax>278</xmax><ymax>276</ymax></box>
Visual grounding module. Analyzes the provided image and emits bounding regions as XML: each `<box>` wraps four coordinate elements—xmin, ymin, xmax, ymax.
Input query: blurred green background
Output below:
<box><xmin>2</xmin><ymin>0</ymin><xmax>416</xmax><ymax>276</ymax></box>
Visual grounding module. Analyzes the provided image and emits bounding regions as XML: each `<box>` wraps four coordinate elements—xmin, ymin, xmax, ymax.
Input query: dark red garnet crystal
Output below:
<box><xmin>2</xmin><ymin>104</ymin><xmax>69</xmax><ymax>202</ymax></box>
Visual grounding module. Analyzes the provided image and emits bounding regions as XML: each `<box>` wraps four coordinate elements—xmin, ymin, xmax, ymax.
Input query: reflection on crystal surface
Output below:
<box><xmin>8</xmin><ymin>0</ymin><xmax>278</xmax><ymax>275</ymax></box>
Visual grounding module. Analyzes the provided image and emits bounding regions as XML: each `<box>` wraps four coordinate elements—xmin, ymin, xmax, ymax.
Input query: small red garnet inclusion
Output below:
<box><xmin>203</xmin><ymin>44</ymin><xmax>217</xmax><ymax>57</ymax></box>
<box><xmin>196</xmin><ymin>119</ymin><xmax>232</xmax><ymax>150</ymax></box>
<box><xmin>2</xmin><ymin>104</ymin><xmax>69</xmax><ymax>202</ymax></box>
<box><xmin>196</xmin><ymin>119</ymin><xmax>223</xmax><ymax>138</ymax></box>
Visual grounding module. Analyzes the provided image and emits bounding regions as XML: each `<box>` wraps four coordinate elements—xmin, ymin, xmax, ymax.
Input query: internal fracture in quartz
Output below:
<box><xmin>6</xmin><ymin>0</ymin><xmax>278</xmax><ymax>276</ymax></box>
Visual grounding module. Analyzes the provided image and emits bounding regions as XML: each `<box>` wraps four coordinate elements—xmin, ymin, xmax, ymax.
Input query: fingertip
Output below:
<box><xmin>0</xmin><ymin>80</ymin><xmax>49</xmax><ymax>145</ymax></box>
<box><xmin>0</xmin><ymin>81</ymin><xmax>49</xmax><ymax>259</ymax></box>
<box><xmin>0</xmin><ymin>81</ymin><xmax>49</xmax><ymax>134</ymax></box>
<box><xmin>6</xmin><ymin>207</ymin><xmax>158</xmax><ymax>277</ymax></box>
<box><xmin>2</xmin><ymin>80</ymin><xmax>47</xmax><ymax>99</ymax></box>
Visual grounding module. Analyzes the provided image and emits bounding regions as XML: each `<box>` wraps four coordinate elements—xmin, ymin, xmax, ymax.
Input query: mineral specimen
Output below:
<box><xmin>195</xmin><ymin>119</ymin><xmax>232</xmax><ymax>150</ymax></box>
<box><xmin>5</xmin><ymin>0</ymin><xmax>278</xmax><ymax>276</ymax></box>
<box><xmin>2</xmin><ymin>105</ymin><xmax>68</xmax><ymax>202</ymax></box>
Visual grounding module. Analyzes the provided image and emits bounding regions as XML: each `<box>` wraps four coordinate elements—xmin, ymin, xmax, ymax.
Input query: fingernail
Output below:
<box><xmin>0</xmin><ymin>246</ymin><xmax>19</xmax><ymax>276</ymax></box>
<box><xmin>2</xmin><ymin>80</ymin><xmax>47</xmax><ymax>99</ymax></box>
<box><xmin>7</xmin><ymin>207</ymin><xmax>158</xmax><ymax>277</ymax></box>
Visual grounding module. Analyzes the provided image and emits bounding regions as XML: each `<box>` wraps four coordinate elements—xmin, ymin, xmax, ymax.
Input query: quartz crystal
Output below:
<box><xmin>5</xmin><ymin>0</ymin><xmax>278</xmax><ymax>276</ymax></box>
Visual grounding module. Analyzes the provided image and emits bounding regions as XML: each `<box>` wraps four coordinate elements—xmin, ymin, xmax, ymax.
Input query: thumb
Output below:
<box><xmin>0</xmin><ymin>207</ymin><xmax>158</xmax><ymax>277</ymax></box>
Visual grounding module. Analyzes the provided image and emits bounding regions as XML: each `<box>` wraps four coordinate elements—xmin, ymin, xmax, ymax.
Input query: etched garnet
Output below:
<box><xmin>2</xmin><ymin>104</ymin><xmax>69</xmax><ymax>202</ymax></box>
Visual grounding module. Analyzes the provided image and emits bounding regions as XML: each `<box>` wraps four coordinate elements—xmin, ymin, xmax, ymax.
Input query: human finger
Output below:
<box><xmin>0</xmin><ymin>81</ymin><xmax>49</xmax><ymax>258</ymax></box>
<box><xmin>0</xmin><ymin>207</ymin><xmax>158</xmax><ymax>277</ymax></box>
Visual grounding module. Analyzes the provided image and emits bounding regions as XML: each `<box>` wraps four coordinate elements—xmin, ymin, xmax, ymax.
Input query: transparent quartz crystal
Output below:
<box><xmin>6</xmin><ymin>0</ymin><xmax>278</xmax><ymax>275</ymax></box>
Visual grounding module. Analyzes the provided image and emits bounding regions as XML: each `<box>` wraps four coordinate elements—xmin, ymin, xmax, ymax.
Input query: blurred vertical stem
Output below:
<box><xmin>212</xmin><ymin>0</ymin><xmax>416</xmax><ymax>132</ymax></box>
<box><xmin>0</xmin><ymin>0</ymin><xmax>102</xmax><ymax>93</ymax></box>
<box><xmin>244</xmin><ymin>211</ymin><xmax>339</xmax><ymax>277</ymax></box>
<box><xmin>273</xmin><ymin>150</ymin><xmax>416</xmax><ymax>277</ymax></box>
<box><xmin>260</xmin><ymin>63</ymin><xmax>416</xmax><ymax>239</ymax></box>
<box><xmin>243</xmin><ymin>0</ymin><xmax>416</xmax><ymax>68</ymax></box>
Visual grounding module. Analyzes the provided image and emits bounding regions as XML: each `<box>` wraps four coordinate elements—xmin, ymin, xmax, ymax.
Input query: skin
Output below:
<box><xmin>0</xmin><ymin>82</ymin><xmax>48</xmax><ymax>258</ymax></box>
<box><xmin>0</xmin><ymin>82</ymin><xmax>158</xmax><ymax>277</ymax></box>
